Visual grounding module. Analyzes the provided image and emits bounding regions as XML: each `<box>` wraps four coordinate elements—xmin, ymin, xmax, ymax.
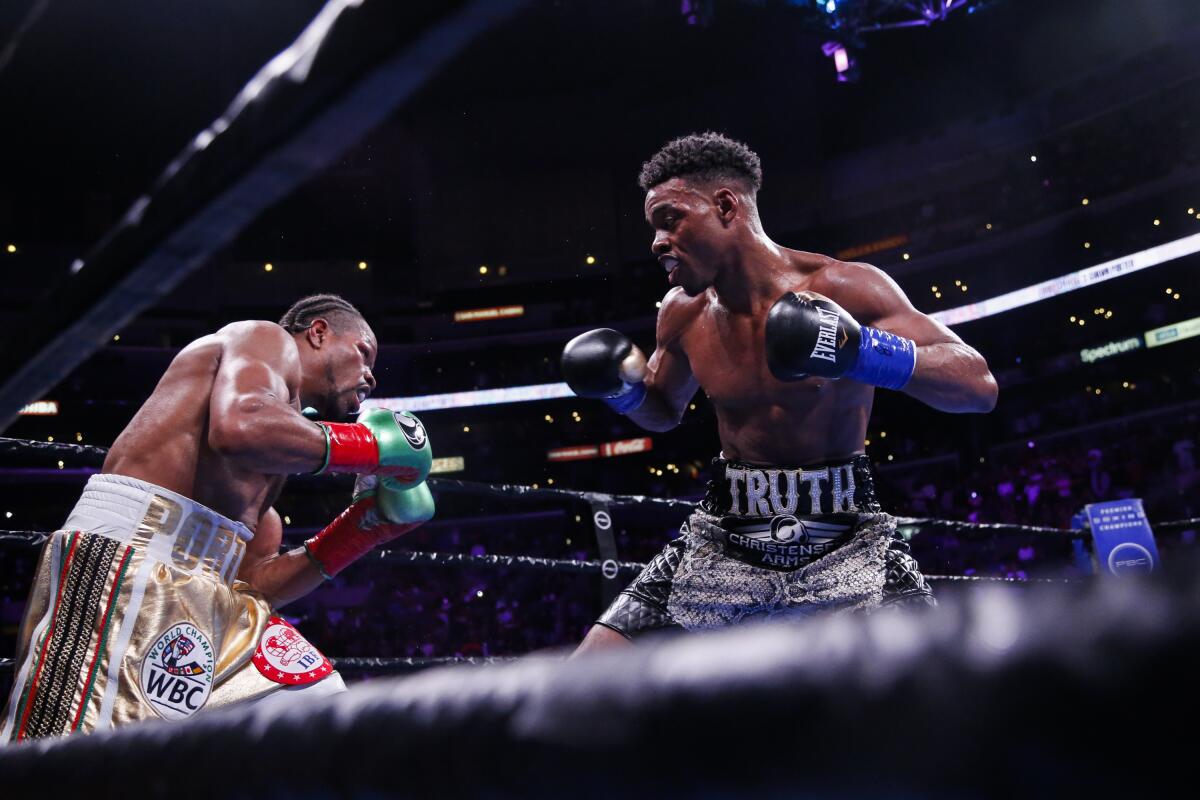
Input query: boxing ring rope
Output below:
<box><xmin>1</xmin><ymin>434</ymin><xmax>1178</xmax><ymax>561</ymax></box>
<box><xmin>0</xmin><ymin>535</ymin><xmax>1080</xmax><ymax>584</ymax></box>
<box><xmin>0</xmin><ymin>433</ymin><xmax>1110</xmax><ymax>684</ymax></box>
<box><xmin>2</xmin><ymin>436</ymin><xmax>1183</xmax><ymax>542</ymax></box>
<box><xmin>1</xmin><ymin>570</ymin><xmax>1196</xmax><ymax>796</ymax></box>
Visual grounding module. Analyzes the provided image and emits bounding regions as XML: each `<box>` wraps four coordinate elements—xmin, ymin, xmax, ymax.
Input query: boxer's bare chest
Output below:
<box><xmin>106</xmin><ymin>340</ymin><xmax>285</xmax><ymax>528</ymax></box>
<box><xmin>676</xmin><ymin>274</ymin><xmax>874</xmax><ymax>463</ymax></box>
<box><xmin>683</xmin><ymin>299</ymin><xmax>854</xmax><ymax>414</ymax></box>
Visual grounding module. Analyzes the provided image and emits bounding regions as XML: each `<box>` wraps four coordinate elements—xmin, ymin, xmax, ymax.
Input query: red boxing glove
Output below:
<box><xmin>314</xmin><ymin>408</ymin><xmax>432</xmax><ymax>484</ymax></box>
<box><xmin>316</xmin><ymin>422</ymin><xmax>381</xmax><ymax>474</ymax></box>
<box><xmin>304</xmin><ymin>479</ymin><xmax>435</xmax><ymax>578</ymax></box>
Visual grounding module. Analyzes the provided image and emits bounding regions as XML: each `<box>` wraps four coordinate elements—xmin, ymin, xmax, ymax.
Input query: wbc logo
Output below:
<box><xmin>139</xmin><ymin>622</ymin><xmax>215</xmax><ymax>720</ymax></box>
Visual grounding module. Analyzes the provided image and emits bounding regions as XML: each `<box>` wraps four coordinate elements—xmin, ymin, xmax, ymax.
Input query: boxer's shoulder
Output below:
<box><xmin>787</xmin><ymin>250</ymin><xmax>864</xmax><ymax>288</ymax></box>
<box><xmin>214</xmin><ymin>321</ymin><xmax>300</xmax><ymax>366</ymax></box>
<box><xmin>215</xmin><ymin>319</ymin><xmax>293</xmax><ymax>346</ymax></box>
<box><xmin>785</xmin><ymin>248</ymin><xmax>837</xmax><ymax>273</ymax></box>
<box><xmin>787</xmin><ymin>253</ymin><xmax>897</xmax><ymax>320</ymax></box>
<box><xmin>655</xmin><ymin>286</ymin><xmax>704</xmax><ymax>345</ymax></box>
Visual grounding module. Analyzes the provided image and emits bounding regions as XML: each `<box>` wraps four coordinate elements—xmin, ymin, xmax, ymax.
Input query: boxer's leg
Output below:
<box><xmin>881</xmin><ymin>536</ymin><xmax>936</xmax><ymax>609</ymax></box>
<box><xmin>574</xmin><ymin>620</ymin><xmax>634</xmax><ymax>656</ymax></box>
<box><xmin>572</xmin><ymin>538</ymin><xmax>686</xmax><ymax>655</ymax></box>
<box><xmin>239</xmin><ymin>670</ymin><xmax>347</xmax><ymax>715</ymax></box>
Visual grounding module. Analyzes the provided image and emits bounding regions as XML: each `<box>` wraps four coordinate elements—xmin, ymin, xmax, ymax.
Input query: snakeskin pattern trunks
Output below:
<box><xmin>596</xmin><ymin>455</ymin><xmax>935</xmax><ymax>637</ymax></box>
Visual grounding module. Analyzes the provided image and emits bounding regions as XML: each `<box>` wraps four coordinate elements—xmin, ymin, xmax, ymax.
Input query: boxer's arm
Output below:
<box><xmin>237</xmin><ymin>507</ymin><xmax>324</xmax><ymax>608</ymax></box>
<box><xmin>208</xmin><ymin>322</ymin><xmax>328</xmax><ymax>473</ymax></box>
<box><xmin>626</xmin><ymin>288</ymin><xmax>700</xmax><ymax>432</ymax></box>
<box><xmin>828</xmin><ymin>261</ymin><xmax>998</xmax><ymax>413</ymax></box>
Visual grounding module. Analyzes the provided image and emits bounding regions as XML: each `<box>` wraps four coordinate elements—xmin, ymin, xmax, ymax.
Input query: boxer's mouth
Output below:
<box><xmin>347</xmin><ymin>388</ymin><xmax>368</xmax><ymax>415</ymax></box>
<box><xmin>660</xmin><ymin>255</ymin><xmax>680</xmax><ymax>284</ymax></box>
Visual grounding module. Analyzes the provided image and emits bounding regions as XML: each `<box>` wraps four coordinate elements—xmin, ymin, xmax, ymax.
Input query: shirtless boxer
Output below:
<box><xmin>2</xmin><ymin>294</ymin><xmax>434</xmax><ymax>740</ymax></box>
<box><xmin>562</xmin><ymin>133</ymin><xmax>998</xmax><ymax>651</ymax></box>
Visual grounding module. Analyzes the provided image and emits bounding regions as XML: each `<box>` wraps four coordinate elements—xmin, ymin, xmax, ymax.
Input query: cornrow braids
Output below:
<box><xmin>278</xmin><ymin>294</ymin><xmax>364</xmax><ymax>334</ymax></box>
<box><xmin>638</xmin><ymin>132</ymin><xmax>763</xmax><ymax>193</ymax></box>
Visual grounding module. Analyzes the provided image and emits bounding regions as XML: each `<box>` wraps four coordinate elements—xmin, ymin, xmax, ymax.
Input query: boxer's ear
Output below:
<box><xmin>713</xmin><ymin>187</ymin><xmax>739</xmax><ymax>224</ymax></box>
<box><xmin>307</xmin><ymin>318</ymin><xmax>330</xmax><ymax>348</ymax></box>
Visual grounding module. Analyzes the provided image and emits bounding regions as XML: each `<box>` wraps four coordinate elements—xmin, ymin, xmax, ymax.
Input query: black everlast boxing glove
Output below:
<box><xmin>765</xmin><ymin>291</ymin><xmax>916</xmax><ymax>389</ymax></box>
<box><xmin>560</xmin><ymin>328</ymin><xmax>648</xmax><ymax>414</ymax></box>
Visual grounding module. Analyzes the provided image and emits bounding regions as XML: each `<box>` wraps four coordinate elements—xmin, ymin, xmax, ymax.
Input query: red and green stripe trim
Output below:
<box><xmin>69</xmin><ymin>546</ymin><xmax>134</xmax><ymax>732</ymax></box>
<box><xmin>13</xmin><ymin>531</ymin><xmax>81</xmax><ymax>742</ymax></box>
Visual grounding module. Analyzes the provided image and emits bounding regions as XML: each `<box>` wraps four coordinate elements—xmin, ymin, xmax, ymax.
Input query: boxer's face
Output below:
<box><xmin>311</xmin><ymin>317</ymin><xmax>378</xmax><ymax>421</ymax></box>
<box><xmin>645</xmin><ymin>177</ymin><xmax>735</xmax><ymax>296</ymax></box>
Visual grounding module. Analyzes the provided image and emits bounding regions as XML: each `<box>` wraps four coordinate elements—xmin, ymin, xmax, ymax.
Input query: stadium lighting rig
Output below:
<box><xmin>817</xmin><ymin>0</ymin><xmax>998</xmax><ymax>82</ymax></box>
<box><xmin>690</xmin><ymin>0</ymin><xmax>1001</xmax><ymax>83</ymax></box>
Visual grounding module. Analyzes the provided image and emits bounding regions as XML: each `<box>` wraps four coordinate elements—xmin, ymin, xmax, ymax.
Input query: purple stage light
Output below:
<box><xmin>681</xmin><ymin>0</ymin><xmax>698</xmax><ymax>26</ymax></box>
<box><xmin>822</xmin><ymin>40</ymin><xmax>856</xmax><ymax>82</ymax></box>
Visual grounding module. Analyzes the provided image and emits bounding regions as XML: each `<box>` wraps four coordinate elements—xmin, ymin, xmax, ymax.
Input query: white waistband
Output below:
<box><xmin>64</xmin><ymin>474</ymin><xmax>253</xmax><ymax>584</ymax></box>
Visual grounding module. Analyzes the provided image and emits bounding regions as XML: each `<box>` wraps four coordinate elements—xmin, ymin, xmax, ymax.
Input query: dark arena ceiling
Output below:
<box><xmin>0</xmin><ymin>0</ymin><xmax>1197</xmax><ymax>429</ymax></box>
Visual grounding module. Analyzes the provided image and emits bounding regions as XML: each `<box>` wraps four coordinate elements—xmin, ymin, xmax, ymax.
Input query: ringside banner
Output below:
<box><xmin>1080</xmin><ymin>498</ymin><xmax>1159</xmax><ymax>577</ymax></box>
<box><xmin>547</xmin><ymin>437</ymin><xmax>653</xmax><ymax>462</ymax></box>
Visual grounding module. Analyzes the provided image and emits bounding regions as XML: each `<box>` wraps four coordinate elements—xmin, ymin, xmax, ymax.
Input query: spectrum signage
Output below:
<box><xmin>1079</xmin><ymin>337</ymin><xmax>1141</xmax><ymax>364</ymax></box>
<box><xmin>547</xmin><ymin>437</ymin><xmax>653</xmax><ymax>462</ymax></box>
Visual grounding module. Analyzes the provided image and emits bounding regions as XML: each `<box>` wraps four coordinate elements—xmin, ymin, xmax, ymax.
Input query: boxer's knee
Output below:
<box><xmin>882</xmin><ymin>537</ymin><xmax>936</xmax><ymax>608</ymax></box>
<box><xmin>572</xmin><ymin>622</ymin><xmax>633</xmax><ymax>657</ymax></box>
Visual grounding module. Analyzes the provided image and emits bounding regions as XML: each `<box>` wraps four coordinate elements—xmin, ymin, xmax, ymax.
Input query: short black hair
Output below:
<box><xmin>278</xmin><ymin>294</ymin><xmax>364</xmax><ymax>334</ymax></box>
<box><xmin>638</xmin><ymin>132</ymin><xmax>763</xmax><ymax>193</ymax></box>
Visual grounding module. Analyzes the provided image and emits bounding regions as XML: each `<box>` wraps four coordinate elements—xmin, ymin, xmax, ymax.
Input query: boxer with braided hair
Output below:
<box><xmin>3</xmin><ymin>294</ymin><xmax>433</xmax><ymax>740</ymax></box>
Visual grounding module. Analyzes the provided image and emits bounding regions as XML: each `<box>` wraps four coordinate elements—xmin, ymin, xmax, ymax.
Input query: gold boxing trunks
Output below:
<box><xmin>1</xmin><ymin>474</ymin><xmax>342</xmax><ymax>742</ymax></box>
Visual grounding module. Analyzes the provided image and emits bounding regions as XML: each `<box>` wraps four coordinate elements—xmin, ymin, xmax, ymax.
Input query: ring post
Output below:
<box><xmin>589</xmin><ymin>501</ymin><xmax>621</xmax><ymax>605</ymax></box>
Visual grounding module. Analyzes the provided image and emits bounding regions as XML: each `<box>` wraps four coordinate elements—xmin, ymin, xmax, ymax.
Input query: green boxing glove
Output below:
<box><xmin>354</xmin><ymin>474</ymin><xmax>436</xmax><ymax>526</ymax></box>
<box><xmin>304</xmin><ymin>475</ymin><xmax>436</xmax><ymax>579</ymax></box>
<box><xmin>313</xmin><ymin>407</ymin><xmax>433</xmax><ymax>485</ymax></box>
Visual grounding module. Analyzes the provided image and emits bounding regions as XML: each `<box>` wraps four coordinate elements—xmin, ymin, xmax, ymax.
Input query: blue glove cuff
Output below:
<box><xmin>846</xmin><ymin>327</ymin><xmax>917</xmax><ymax>390</ymax></box>
<box><xmin>603</xmin><ymin>381</ymin><xmax>647</xmax><ymax>414</ymax></box>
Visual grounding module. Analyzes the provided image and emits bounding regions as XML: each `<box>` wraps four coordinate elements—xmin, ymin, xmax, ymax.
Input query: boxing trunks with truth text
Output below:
<box><xmin>595</xmin><ymin>455</ymin><xmax>935</xmax><ymax>638</ymax></box>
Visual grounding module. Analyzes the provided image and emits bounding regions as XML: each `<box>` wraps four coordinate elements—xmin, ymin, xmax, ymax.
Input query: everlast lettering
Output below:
<box><xmin>809</xmin><ymin>307</ymin><xmax>841</xmax><ymax>363</ymax></box>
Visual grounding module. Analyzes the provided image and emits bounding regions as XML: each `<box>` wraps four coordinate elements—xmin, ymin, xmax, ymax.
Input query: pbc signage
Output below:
<box><xmin>547</xmin><ymin>437</ymin><xmax>653</xmax><ymax>462</ymax></box>
<box><xmin>1079</xmin><ymin>499</ymin><xmax>1160</xmax><ymax>578</ymax></box>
